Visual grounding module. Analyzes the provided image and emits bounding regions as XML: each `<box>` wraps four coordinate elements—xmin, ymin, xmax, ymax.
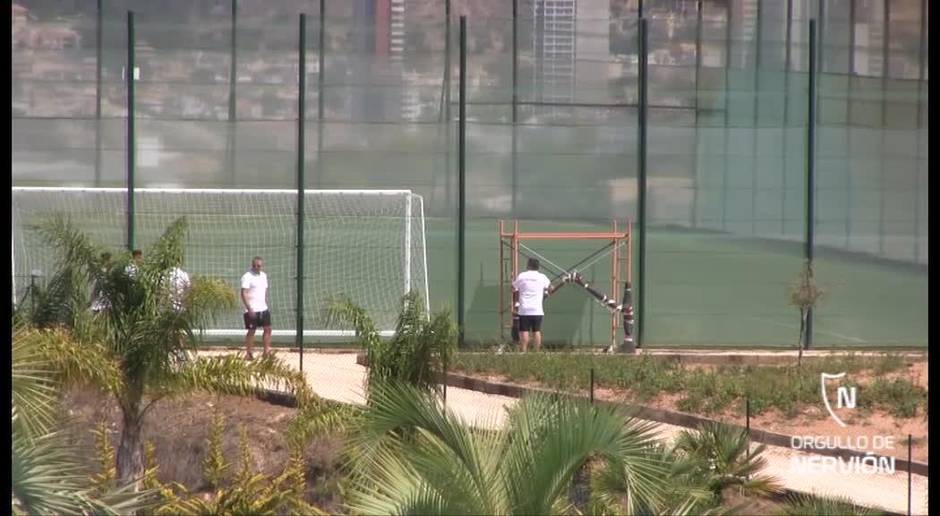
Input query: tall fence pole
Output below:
<box><xmin>227</xmin><ymin>0</ymin><xmax>237</xmax><ymax>186</ymax></box>
<box><xmin>914</xmin><ymin>0</ymin><xmax>926</xmax><ymax>262</ymax></box>
<box><xmin>781</xmin><ymin>0</ymin><xmax>792</xmax><ymax>236</ymax></box>
<box><xmin>457</xmin><ymin>15</ymin><xmax>467</xmax><ymax>349</ymax></box>
<box><xmin>750</xmin><ymin>0</ymin><xmax>762</xmax><ymax>236</ymax></box>
<box><xmin>95</xmin><ymin>0</ymin><xmax>102</xmax><ymax>186</ymax></box>
<box><xmin>721</xmin><ymin>2</ymin><xmax>731</xmax><ymax>231</ymax></box>
<box><xmin>511</xmin><ymin>0</ymin><xmax>518</xmax><ymax>215</ymax></box>
<box><xmin>316</xmin><ymin>0</ymin><xmax>325</xmax><ymax>189</ymax></box>
<box><xmin>691</xmin><ymin>0</ymin><xmax>702</xmax><ymax>227</ymax></box>
<box><xmin>125</xmin><ymin>11</ymin><xmax>135</xmax><ymax>251</ymax></box>
<box><xmin>878</xmin><ymin>0</ymin><xmax>890</xmax><ymax>257</ymax></box>
<box><xmin>297</xmin><ymin>14</ymin><xmax>307</xmax><ymax>371</ymax></box>
<box><xmin>636</xmin><ymin>18</ymin><xmax>648</xmax><ymax>349</ymax></box>
<box><xmin>444</xmin><ymin>0</ymin><xmax>452</xmax><ymax>209</ymax></box>
<box><xmin>805</xmin><ymin>19</ymin><xmax>817</xmax><ymax>348</ymax></box>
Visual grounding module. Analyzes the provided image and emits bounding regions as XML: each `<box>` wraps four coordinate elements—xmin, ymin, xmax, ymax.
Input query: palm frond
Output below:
<box><xmin>153</xmin><ymin>353</ymin><xmax>314</xmax><ymax>406</ymax></box>
<box><xmin>672</xmin><ymin>421</ymin><xmax>783</xmax><ymax>499</ymax></box>
<box><xmin>345</xmin><ymin>382</ymin><xmax>504</xmax><ymax>514</ymax></box>
<box><xmin>501</xmin><ymin>395</ymin><xmax>669</xmax><ymax>515</ymax></box>
<box><xmin>12</xmin><ymin>424</ymin><xmax>159</xmax><ymax>516</ymax></box>
<box><xmin>777</xmin><ymin>492</ymin><xmax>887</xmax><ymax>515</ymax></box>
<box><xmin>286</xmin><ymin>398</ymin><xmax>360</xmax><ymax>450</ymax></box>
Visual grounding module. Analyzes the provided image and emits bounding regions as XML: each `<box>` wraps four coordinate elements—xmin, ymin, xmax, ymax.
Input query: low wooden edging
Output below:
<box><xmin>445</xmin><ymin>371</ymin><xmax>929</xmax><ymax>478</ymax></box>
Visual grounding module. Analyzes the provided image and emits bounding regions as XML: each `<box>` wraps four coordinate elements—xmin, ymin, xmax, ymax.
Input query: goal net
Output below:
<box><xmin>12</xmin><ymin>187</ymin><xmax>429</xmax><ymax>338</ymax></box>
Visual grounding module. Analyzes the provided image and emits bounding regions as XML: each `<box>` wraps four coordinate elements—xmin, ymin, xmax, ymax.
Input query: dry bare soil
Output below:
<box><xmin>61</xmin><ymin>387</ymin><xmax>346</xmax><ymax>514</ymax></box>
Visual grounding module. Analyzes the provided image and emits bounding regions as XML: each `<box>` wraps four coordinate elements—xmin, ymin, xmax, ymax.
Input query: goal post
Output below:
<box><xmin>12</xmin><ymin>187</ymin><xmax>430</xmax><ymax>339</ymax></box>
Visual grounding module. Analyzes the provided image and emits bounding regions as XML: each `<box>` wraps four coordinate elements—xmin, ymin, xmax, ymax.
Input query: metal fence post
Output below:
<box><xmin>126</xmin><ymin>11</ymin><xmax>135</xmax><ymax>251</ymax></box>
<box><xmin>316</xmin><ymin>0</ymin><xmax>325</xmax><ymax>189</ymax></box>
<box><xmin>907</xmin><ymin>434</ymin><xmax>913</xmax><ymax>516</ymax></box>
<box><xmin>297</xmin><ymin>13</ymin><xmax>307</xmax><ymax>370</ymax></box>
<box><xmin>511</xmin><ymin>0</ymin><xmax>518</xmax><ymax>215</ymax></box>
<box><xmin>227</xmin><ymin>0</ymin><xmax>237</xmax><ymax>186</ymax></box>
<box><xmin>457</xmin><ymin>15</ymin><xmax>467</xmax><ymax>349</ymax></box>
<box><xmin>95</xmin><ymin>0</ymin><xmax>102</xmax><ymax>186</ymax></box>
<box><xmin>589</xmin><ymin>368</ymin><xmax>595</xmax><ymax>404</ymax></box>
<box><xmin>637</xmin><ymin>18</ymin><xmax>648</xmax><ymax>349</ymax></box>
<box><xmin>805</xmin><ymin>19</ymin><xmax>817</xmax><ymax>348</ymax></box>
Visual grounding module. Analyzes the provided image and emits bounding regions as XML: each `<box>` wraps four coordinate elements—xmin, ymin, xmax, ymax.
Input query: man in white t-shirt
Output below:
<box><xmin>511</xmin><ymin>257</ymin><xmax>556</xmax><ymax>352</ymax></box>
<box><xmin>241</xmin><ymin>256</ymin><xmax>271</xmax><ymax>360</ymax></box>
<box><xmin>164</xmin><ymin>266</ymin><xmax>190</xmax><ymax>312</ymax></box>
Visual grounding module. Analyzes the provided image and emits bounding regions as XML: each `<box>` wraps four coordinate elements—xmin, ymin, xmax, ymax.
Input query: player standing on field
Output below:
<box><xmin>511</xmin><ymin>257</ymin><xmax>555</xmax><ymax>352</ymax></box>
<box><xmin>241</xmin><ymin>256</ymin><xmax>271</xmax><ymax>360</ymax></box>
<box><xmin>90</xmin><ymin>252</ymin><xmax>112</xmax><ymax>313</ymax></box>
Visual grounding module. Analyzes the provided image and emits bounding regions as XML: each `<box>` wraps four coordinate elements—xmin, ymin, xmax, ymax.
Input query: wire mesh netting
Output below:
<box><xmin>11</xmin><ymin>0</ymin><xmax>927</xmax><ymax>348</ymax></box>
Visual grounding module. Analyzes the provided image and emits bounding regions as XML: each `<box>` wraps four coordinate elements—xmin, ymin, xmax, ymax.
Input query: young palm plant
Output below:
<box><xmin>777</xmin><ymin>492</ymin><xmax>886</xmax><ymax>515</ymax></box>
<box><xmin>343</xmin><ymin>381</ymin><xmax>676</xmax><ymax>515</ymax></box>
<box><xmin>671</xmin><ymin>421</ymin><xmax>783</xmax><ymax>507</ymax></box>
<box><xmin>326</xmin><ymin>289</ymin><xmax>456</xmax><ymax>395</ymax></box>
<box><xmin>12</xmin><ymin>324</ymin><xmax>157</xmax><ymax>515</ymax></box>
<box><xmin>34</xmin><ymin>215</ymin><xmax>314</xmax><ymax>486</ymax></box>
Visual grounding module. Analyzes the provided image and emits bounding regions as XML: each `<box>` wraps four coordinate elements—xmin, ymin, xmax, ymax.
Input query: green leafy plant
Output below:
<box><xmin>202</xmin><ymin>408</ymin><xmax>228</xmax><ymax>489</ymax></box>
<box><xmin>11</xmin><ymin>324</ymin><xmax>158</xmax><ymax>515</ymax></box>
<box><xmin>31</xmin><ymin>215</ymin><xmax>315</xmax><ymax>486</ymax></box>
<box><xmin>343</xmin><ymin>381</ymin><xmax>676</xmax><ymax>515</ymax></box>
<box><xmin>672</xmin><ymin>421</ymin><xmax>783</xmax><ymax>503</ymax></box>
<box><xmin>145</xmin><ymin>421</ymin><xmax>327</xmax><ymax>516</ymax></box>
<box><xmin>788</xmin><ymin>260</ymin><xmax>825</xmax><ymax>367</ymax></box>
<box><xmin>777</xmin><ymin>492</ymin><xmax>886</xmax><ymax>515</ymax></box>
<box><xmin>327</xmin><ymin>289</ymin><xmax>456</xmax><ymax>395</ymax></box>
<box><xmin>91</xmin><ymin>420</ymin><xmax>117</xmax><ymax>493</ymax></box>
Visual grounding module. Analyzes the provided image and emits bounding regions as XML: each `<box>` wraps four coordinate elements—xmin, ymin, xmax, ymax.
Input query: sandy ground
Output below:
<box><xmin>199</xmin><ymin>349</ymin><xmax>928</xmax><ymax>515</ymax></box>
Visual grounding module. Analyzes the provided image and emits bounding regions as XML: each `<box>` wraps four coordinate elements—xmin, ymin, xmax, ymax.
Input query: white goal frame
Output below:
<box><xmin>13</xmin><ymin>186</ymin><xmax>430</xmax><ymax>340</ymax></box>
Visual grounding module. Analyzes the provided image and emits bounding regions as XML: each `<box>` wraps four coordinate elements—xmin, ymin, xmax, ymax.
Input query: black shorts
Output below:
<box><xmin>518</xmin><ymin>315</ymin><xmax>543</xmax><ymax>332</ymax></box>
<box><xmin>243</xmin><ymin>310</ymin><xmax>272</xmax><ymax>329</ymax></box>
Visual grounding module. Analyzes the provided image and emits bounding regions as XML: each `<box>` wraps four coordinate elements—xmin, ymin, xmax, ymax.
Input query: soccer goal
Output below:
<box><xmin>12</xmin><ymin>187</ymin><xmax>429</xmax><ymax>339</ymax></box>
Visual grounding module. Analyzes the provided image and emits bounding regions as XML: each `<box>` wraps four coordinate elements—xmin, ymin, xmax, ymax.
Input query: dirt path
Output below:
<box><xmin>199</xmin><ymin>349</ymin><xmax>928</xmax><ymax>515</ymax></box>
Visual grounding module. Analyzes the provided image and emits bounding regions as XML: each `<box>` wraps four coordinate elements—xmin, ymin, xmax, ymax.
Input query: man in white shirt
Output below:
<box><xmin>124</xmin><ymin>249</ymin><xmax>143</xmax><ymax>279</ymax></box>
<box><xmin>90</xmin><ymin>252</ymin><xmax>112</xmax><ymax>313</ymax></box>
<box><xmin>511</xmin><ymin>257</ymin><xmax>556</xmax><ymax>352</ymax></box>
<box><xmin>241</xmin><ymin>256</ymin><xmax>271</xmax><ymax>360</ymax></box>
<box><xmin>164</xmin><ymin>266</ymin><xmax>190</xmax><ymax>312</ymax></box>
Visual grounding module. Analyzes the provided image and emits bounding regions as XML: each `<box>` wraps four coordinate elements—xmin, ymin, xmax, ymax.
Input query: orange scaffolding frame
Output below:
<box><xmin>498</xmin><ymin>219</ymin><xmax>632</xmax><ymax>349</ymax></box>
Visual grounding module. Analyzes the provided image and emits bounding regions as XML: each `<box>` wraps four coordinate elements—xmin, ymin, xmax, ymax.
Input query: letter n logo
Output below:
<box><xmin>836</xmin><ymin>386</ymin><xmax>857</xmax><ymax>409</ymax></box>
<box><xmin>821</xmin><ymin>372</ymin><xmax>856</xmax><ymax>427</ymax></box>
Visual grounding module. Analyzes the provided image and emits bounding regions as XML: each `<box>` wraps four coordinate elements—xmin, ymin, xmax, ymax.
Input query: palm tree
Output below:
<box><xmin>671</xmin><ymin>421</ymin><xmax>783</xmax><ymax>504</ymax></box>
<box><xmin>34</xmin><ymin>215</ymin><xmax>315</xmax><ymax>486</ymax></box>
<box><xmin>12</xmin><ymin>324</ymin><xmax>157</xmax><ymax>515</ymax></box>
<box><xmin>777</xmin><ymin>492</ymin><xmax>886</xmax><ymax>515</ymax></box>
<box><xmin>326</xmin><ymin>289</ymin><xmax>456</xmax><ymax>395</ymax></box>
<box><xmin>343</xmin><ymin>381</ymin><xmax>676</xmax><ymax>515</ymax></box>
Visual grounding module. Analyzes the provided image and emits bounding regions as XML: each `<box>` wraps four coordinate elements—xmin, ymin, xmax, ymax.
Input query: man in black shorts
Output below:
<box><xmin>240</xmin><ymin>256</ymin><xmax>271</xmax><ymax>360</ymax></box>
<box><xmin>511</xmin><ymin>258</ymin><xmax>553</xmax><ymax>352</ymax></box>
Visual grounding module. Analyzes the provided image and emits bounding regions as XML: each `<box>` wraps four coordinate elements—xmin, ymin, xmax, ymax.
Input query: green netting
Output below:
<box><xmin>12</xmin><ymin>0</ymin><xmax>927</xmax><ymax>348</ymax></box>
